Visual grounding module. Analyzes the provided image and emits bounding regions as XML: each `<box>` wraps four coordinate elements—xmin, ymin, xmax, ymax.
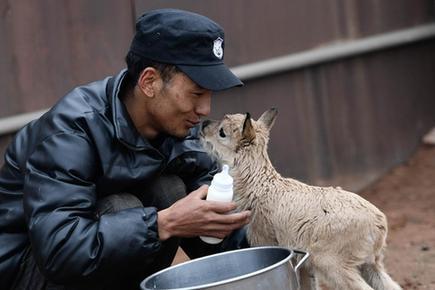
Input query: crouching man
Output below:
<box><xmin>0</xmin><ymin>9</ymin><xmax>250</xmax><ymax>290</ymax></box>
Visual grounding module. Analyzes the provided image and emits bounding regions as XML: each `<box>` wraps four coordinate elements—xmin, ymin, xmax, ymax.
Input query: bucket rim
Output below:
<box><xmin>140</xmin><ymin>246</ymin><xmax>295</xmax><ymax>290</ymax></box>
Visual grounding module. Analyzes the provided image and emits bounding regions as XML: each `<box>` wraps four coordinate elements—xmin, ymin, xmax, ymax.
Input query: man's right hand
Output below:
<box><xmin>157</xmin><ymin>185</ymin><xmax>251</xmax><ymax>241</ymax></box>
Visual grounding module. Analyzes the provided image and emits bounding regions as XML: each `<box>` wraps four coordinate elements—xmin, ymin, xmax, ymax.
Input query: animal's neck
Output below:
<box><xmin>232</xmin><ymin>146</ymin><xmax>281</xmax><ymax>208</ymax></box>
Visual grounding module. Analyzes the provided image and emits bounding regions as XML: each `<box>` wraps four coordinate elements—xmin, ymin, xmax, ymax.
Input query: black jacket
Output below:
<box><xmin>0</xmin><ymin>70</ymin><xmax>222</xmax><ymax>288</ymax></box>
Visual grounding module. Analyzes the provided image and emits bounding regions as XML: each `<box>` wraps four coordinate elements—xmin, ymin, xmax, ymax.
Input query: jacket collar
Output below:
<box><xmin>109</xmin><ymin>69</ymin><xmax>153</xmax><ymax>151</ymax></box>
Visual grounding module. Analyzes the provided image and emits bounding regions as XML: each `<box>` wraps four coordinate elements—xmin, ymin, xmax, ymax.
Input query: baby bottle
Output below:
<box><xmin>200</xmin><ymin>164</ymin><xmax>234</xmax><ymax>244</ymax></box>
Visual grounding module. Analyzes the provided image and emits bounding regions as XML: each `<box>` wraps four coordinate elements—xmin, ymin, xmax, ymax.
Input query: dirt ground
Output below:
<box><xmin>360</xmin><ymin>145</ymin><xmax>435</xmax><ymax>290</ymax></box>
<box><xmin>173</xmin><ymin>145</ymin><xmax>435</xmax><ymax>289</ymax></box>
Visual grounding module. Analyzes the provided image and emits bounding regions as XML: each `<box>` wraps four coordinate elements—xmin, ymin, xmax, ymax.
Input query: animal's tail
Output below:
<box><xmin>360</xmin><ymin>261</ymin><xmax>402</xmax><ymax>290</ymax></box>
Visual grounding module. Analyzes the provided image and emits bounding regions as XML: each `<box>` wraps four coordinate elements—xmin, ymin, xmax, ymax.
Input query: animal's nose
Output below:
<box><xmin>201</xmin><ymin>120</ymin><xmax>211</xmax><ymax>130</ymax></box>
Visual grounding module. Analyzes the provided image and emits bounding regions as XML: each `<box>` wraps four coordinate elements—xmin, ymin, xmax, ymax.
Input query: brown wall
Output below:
<box><xmin>136</xmin><ymin>0</ymin><xmax>435</xmax><ymax>62</ymax></box>
<box><xmin>213</xmin><ymin>39</ymin><xmax>435</xmax><ymax>190</ymax></box>
<box><xmin>1</xmin><ymin>0</ymin><xmax>435</xmax><ymax>191</ymax></box>
<box><xmin>0</xmin><ymin>0</ymin><xmax>134</xmax><ymax>116</ymax></box>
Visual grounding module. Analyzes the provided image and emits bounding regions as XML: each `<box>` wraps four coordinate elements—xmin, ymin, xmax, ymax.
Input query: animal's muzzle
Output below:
<box><xmin>201</xmin><ymin>120</ymin><xmax>212</xmax><ymax>131</ymax></box>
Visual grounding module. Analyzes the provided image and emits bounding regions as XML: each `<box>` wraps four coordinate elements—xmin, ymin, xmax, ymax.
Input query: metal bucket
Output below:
<box><xmin>140</xmin><ymin>246</ymin><xmax>309</xmax><ymax>290</ymax></box>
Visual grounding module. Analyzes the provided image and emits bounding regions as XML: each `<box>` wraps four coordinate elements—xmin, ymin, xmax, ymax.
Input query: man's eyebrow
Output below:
<box><xmin>192</xmin><ymin>84</ymin><xmax>206</xmax><ymax>92</ymax></box>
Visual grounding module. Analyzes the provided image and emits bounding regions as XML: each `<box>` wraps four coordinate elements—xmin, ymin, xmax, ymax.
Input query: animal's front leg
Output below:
<box><xmin>298</xmin><ymin>266</ymin><xmax>319</xmax><ymax>290</ymax></box>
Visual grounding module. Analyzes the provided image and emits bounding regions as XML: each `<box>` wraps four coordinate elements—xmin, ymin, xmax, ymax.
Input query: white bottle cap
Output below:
<box><xmin>211</xmin><ymin>164</ymin><xmax>233</xmax><ymax>191</ymax></box>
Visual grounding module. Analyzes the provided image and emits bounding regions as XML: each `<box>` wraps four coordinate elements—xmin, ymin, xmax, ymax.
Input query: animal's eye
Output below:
<box><xmin>219</xmin><ymin>128</ymin><xmax>226</xmax><ymax>138</ymax></box>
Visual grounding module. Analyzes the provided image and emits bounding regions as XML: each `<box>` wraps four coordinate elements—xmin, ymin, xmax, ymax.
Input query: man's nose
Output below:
<box><xmin>196</xmin><ymin>91</ymin><xmax>212</xmax><ymax>116</ymax></box>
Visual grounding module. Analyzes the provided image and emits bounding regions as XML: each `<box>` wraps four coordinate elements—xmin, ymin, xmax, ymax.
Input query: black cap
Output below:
<box><xmin>129</xmin><ymin>9</ymin><xmax>243</xmax><ymax>91</ymax></box>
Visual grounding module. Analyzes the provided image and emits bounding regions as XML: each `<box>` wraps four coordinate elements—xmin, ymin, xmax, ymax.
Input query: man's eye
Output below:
<box><xmin>192</xmin><ymin>91</ymin><xmax>205</xmax><ymax>97</ymax></box>
<box><xmin>219</xmin><ymin>128</ymin><xmax>226</xmax><ymax>138</ymax></box>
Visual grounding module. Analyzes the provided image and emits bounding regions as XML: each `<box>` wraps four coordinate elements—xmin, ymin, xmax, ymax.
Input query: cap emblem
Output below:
<box><xmin>213</xmin><ymin>37</ymin><xmax>224</xmax><ymax>59</ymax></box>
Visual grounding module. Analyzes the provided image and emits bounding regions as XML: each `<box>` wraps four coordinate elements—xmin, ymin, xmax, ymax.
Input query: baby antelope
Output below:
<box><xmin>200</xmin><ymin>108</ymin><xmax>401</xmax><ymax>290</ymax></box>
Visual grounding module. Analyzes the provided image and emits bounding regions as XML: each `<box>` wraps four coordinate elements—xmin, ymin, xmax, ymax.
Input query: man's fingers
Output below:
<box><xmin>207</xmin><ymin>210</ymin><xmax>251</xmax><ymax>225</ymax></box>
<box><xmin>206</xmin><ymin>200</ymin><xmax>238</xmax><ymax>213</ymax></box>
<box><xmin>200</xmin><ymin>211</ymin><xmax>251</xmax><ymax>238</ymax></box>
<box><xmin>223</xmin><ymin>211</ymin><xmax>251</xmax><ymax>225</ymax></box>
<box><xmin>174</xmin><ymin>186</ymin><xmax>250</xmax><ymax>239</ymax></box>
<box><xmin>190</xmin><ymin>185</ymin><xmax>209</xmax><ymax>199</ymax></box>
<box><xmin>189</xmin><ymin>186</ymin><xmax>238</xmax><ymax>214</ymax></box>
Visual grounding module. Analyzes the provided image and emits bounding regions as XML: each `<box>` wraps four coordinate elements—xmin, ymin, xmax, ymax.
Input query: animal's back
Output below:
<box><xmin>259</xmin><ymin>178</ymin><xmax>388</xmax><ymax>255</ymax></box>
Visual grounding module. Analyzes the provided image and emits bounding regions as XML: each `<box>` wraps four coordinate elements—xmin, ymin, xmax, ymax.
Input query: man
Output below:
<box><xmin>0</xmin><ymin>9</ymin><xmax>251</xmax><ymax>290</ymax></box>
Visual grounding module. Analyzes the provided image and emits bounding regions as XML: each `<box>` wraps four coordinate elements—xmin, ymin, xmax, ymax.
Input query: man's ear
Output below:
<box><xmin>258</xmin><ymin>108</ymin><xmax>278</xmax><ymax>131</ymax></box>
<box><xmin>242</xmin><ymin>113</ymin><xmax>256</xmax><ymax>143</ymax></box>
<box><xmin>137</xmin><ymin>67</ymin><xmax>161</xmax><ymax>97</ymax></box>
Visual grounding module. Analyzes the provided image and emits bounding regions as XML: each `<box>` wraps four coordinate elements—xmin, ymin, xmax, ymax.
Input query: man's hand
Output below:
<box><xmin>157</xmin><ymin>185</ymin><xmax>251</xmax><ymax>241</ymax></box>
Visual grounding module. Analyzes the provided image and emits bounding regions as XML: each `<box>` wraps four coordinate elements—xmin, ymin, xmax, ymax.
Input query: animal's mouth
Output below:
<box><xmin>198</xmin><ymin>123</ymin><xmax>210</xmax><ymax>142</ymax></box>
<box><xmin>198</xmin><ymin>129</ymin><xmax>205</xmax><ymax>139</ymax></box>
<box><xmin>199</xmin><ymin>137</ymin><xmax>212</xmax><ymax>153</ymax></box>
<box><xmin>198</xmin><ymin>121</ymin><xmax>226</xmax><ymax>164</ymax></box>
<box><xmin>198</xmin><ymin>133</ymin><xmax>210</xmax><ymax>149</ymax></box>
<box><xmin>199</xmin><ymin>136</ymin><xmax>222</xmax><ymax>163</ymax></box>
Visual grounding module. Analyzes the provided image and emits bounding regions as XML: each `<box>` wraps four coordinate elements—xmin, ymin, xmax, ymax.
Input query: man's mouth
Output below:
<box><xmin>186</xmin><ymin>120</ymin><xmax>199</xmax><ymax>128</ymax></box>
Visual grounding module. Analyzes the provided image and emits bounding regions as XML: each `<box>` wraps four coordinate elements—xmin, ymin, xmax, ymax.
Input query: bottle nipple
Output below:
<box><xmin>211</xmin><ymin>164</ymin><xmax>233</xmax><ymax>191</ymax></box>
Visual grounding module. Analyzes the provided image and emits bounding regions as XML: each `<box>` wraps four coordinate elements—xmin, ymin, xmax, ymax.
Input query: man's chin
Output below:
<box><xmin>167</xmin><ymin>128</ymin><xmax>190</xmax><ymax>139</ymax></box>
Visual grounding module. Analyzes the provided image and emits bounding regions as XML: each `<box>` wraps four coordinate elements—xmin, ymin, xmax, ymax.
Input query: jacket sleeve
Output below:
<box><xmin>179</xmin><ymin>226</ymin><xmax>250</xmax><ymax>259</ymax></box>
<box><xmin>23</xmin><ymin>131</ymin><xmax>160</xmax><ymax>283</ymax></box>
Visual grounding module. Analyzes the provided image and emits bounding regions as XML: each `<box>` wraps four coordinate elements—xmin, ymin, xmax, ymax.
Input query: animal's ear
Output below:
<box><xmin>258</xmin><ymin>108</ymin><xmax>278</xmax><ymax>131</ymax></box>
<box><xmin>242</xmin><ymin>112</ymin><xmax>256</xmax><ymax>143</ymax></box>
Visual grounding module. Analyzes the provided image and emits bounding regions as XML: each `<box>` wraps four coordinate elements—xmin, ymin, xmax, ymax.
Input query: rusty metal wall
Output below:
<box><xmin>135</xmin><ymin>0</ymin><xmax>435</xmax><ymax>65</ymax></box>
<box><xmin>1</xmin><ymin>0</ymin><xmax>435</xmax><ymax>191</ymax></box>
<box><xmin>213</xmin><ymin>39</ymin><xmax>435</xmax><ymax>190</ymax></box>
<box><xmin>0</xmin><ymin>0</ymin><xmax>134</xmax><ymax>117</ymax></box>
<box><xmin>134</xmin><ymin>1</ymin><xmax>435</xmax><ymax>190</ymax></box>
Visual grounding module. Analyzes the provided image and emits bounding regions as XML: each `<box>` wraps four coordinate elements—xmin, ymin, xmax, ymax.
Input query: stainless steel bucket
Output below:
<box><xmin>140</xmin><ymin>246</ymin><xmax>309</xmax><ymax>290</ymax></box>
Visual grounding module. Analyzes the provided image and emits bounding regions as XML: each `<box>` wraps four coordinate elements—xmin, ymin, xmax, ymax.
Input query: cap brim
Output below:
<box><xmin>176</xmin><ymin>63</ymin><xmax>243</xmax><ymax>91</ymax></box>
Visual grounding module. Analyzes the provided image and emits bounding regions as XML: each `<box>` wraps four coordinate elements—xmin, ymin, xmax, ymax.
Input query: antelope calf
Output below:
<box><xmin>200</xmin><ymin>108</ymin><xmax>401</xmax><ymax>290</ymax></box>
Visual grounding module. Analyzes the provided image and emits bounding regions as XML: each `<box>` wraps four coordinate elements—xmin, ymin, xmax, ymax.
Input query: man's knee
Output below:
<box><xmin>147</xmin><ymin>175</ymin><xmax>186</xmax><ymax>210</ymax></box>
<box><xmin>96</xmin><ymin>175</ymin><xmax>186</xmax><ymax>215</ymax></box>
<box><xmin>96</xmin><ymin>193</ymin><xmax>143</xmax><ymax>215</ymax></box>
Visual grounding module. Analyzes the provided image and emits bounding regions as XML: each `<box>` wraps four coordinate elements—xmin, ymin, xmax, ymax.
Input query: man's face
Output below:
<box><xmin>148</xmin><ymin>72</ymin><xmax>212</xmax><ymax>138</ymax></box>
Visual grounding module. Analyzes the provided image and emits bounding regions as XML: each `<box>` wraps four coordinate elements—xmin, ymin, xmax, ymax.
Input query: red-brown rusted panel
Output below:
<box><xmin>1</xmin><ymin>1</ymin><xmax>434</xmax><ymax>191</ymax></box>
<box><xmin>0</xmin><ymin>0</ymin><xmax>135</xmax><ymax>117</ymax></box>
<box><xmin>134</xmin><ymin>0</ymin><xmax>435</xmax><ymax>66</ymax></box>
<box><xmin>134</xmin><ymin>0</ymin><xmax>342</xmax><ymax>66</ymax></box>
<box><xmin>210</xmin><ymin>39</ymin><xmax>435</xmax><ymax>191</ymax></box>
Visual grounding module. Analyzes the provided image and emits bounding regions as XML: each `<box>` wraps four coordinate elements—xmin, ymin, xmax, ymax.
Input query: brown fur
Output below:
<box><xmin>200</xmin><ymin>108</ymin><xmax>401</xmax><ymax>290</ymax></box>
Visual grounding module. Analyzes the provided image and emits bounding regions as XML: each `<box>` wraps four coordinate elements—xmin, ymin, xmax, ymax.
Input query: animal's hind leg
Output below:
<box><xmin>314</xmin><ymin>255</ymin><xmax>374</xmax><ymax>290</ymax></box>
<box><xmin>360</xmin><ymin>261</ymin><xmax>402</xmax><ymax>290</ymax></box>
